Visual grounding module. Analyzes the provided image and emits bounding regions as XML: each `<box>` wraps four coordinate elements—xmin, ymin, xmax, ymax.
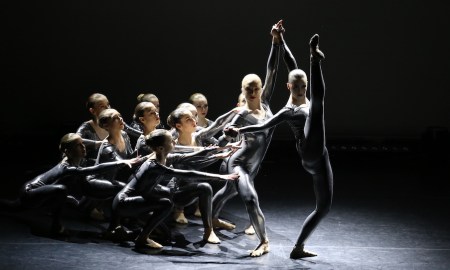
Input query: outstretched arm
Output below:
<box><xmin>65</xmin><ymin>157</ymin><xmax>144</xmax><ymax>176</ymax></box>
<box><xmin>195</xmin><ymin>109</ymin><xmax>237</xmax><ymax>143</ymax></box>
<box><xmin>161</xmin><ymin>163</ymin><xmax>239</xmax><ymax>182</ymax></box>
<box><xmin>123</xmin><ymin>122</ymin><xmax>143</xmax><ymax>138</ymax></box>
<box><xmin>226</xmin><ymin>108</ymin><xmax>291</xmax><ymax>136</ymax></box>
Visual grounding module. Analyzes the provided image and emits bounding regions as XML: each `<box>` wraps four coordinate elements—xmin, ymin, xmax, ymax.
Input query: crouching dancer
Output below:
<box><xmin>107</xmin><ymin>129</ymin><xmax>239</xmax><ymax>249</ymax></box>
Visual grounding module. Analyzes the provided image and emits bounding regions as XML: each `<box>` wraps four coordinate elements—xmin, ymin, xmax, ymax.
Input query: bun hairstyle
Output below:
<box><xmin>189</xmin><ymin>92</ymin><xmax>206</xmax><ymax>103</ymax></box>
<box><xmin>137</xmin><ymin>93</ymin><xmax>158</xmax><ymax>103</ymax></box>
<box><xmin>86</xmin><ymin>93</ymin><xmax>108</xmax><ymax>110</ymax></box>
<box><xmin>98</xmin><ymin>108</ymin><xmax>119</xmax><ymax>129</ymax></box>
<box><xmin>167</xmin><ymin>108</ymin><xmax>190</xmax><ymax>129</ymax></box>
<box><xmin>59</xmin><ymin>133</ymin><xmax>81</xmax><ymax>155</ymax></box>
<box><xmin>145</xmin><ymin>129</ymin><xmax>171</xmax><ymax>150</ymax></box>
<box><xmin>133</xmin><ymin>102</ymin><xmax>156</xmax><ymax>126</ymax></box>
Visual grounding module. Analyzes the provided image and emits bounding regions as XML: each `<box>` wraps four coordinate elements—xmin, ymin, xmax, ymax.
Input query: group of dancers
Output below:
<box><xmin>1</xmin><ymin>20</ymin><xmax>333</xmax><ymax>259</ymax></box>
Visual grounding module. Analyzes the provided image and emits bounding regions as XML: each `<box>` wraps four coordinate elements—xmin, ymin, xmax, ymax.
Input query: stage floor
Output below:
<box><xmin>1</xmin><ymin>150</ymin><xmax>449</xmax><ymax>269</ymax></box>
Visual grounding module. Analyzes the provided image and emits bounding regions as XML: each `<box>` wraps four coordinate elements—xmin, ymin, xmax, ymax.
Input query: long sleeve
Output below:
<box><xmin>239</xmin><ymin>108</ymin><xmax>291</xmax><ymax>134</ymax></box>
<box><xmin>261</xmin><ymin>43</ymin><xmax>281</xmax><ymax>104</ymax></box>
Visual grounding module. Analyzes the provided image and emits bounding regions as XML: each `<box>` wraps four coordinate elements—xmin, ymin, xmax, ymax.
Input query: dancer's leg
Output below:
<box><xmin>234</xmin><ymin>166</ymin><xmax>269</xmax><ymax>257</ymax></box>
<box><xmin>291</xmin><ymin>34</ymin><xmax>334</xmax><ymax>259</ymax></box>
<box><xmin>174</xmin><ymin>183</ymin><xmax>220</xmax><ymax>244</ymax></box>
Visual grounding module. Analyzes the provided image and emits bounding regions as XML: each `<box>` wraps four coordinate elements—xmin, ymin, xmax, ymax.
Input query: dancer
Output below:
<box><xmin>211</xmin><ymin>20</ymin><xmax>283</xmax><ymax>257</ymax></box>
<box><xmin>226</xmin><ymin>29</ymin><xmax>333</xmax><ymax>258</ymax></box>
<box><xmin>76</xmin><ymin>93</ymin><xmax>111</xmax><ymax>166</ymax></box>
<box><xmin>167</xmin><ymin>106</ymin><xmax>238</xmax><ymax>223</ymax></box>
<box><xmin>130</xmin><ymin>93</ymin><xmax>165</xmax><ymax>131</ymax></box>
<box><xmin>189</xmin><ymin>92</ymin><xmax>212</xmax><ymax>128</ymax></box>
<box><xmin>0</xmin><ymin>133</ymin><xmax>141</xmax><ymax>234</ymax></box>
<box><xmin>96</xmin><ymin>108</ymin><xmax>138</xmax><ymax>182</ymax></box>
<box><xmin>107</xmin><ymin>129</ymin><xmax>239</xmax><ymax>249</ymax></box>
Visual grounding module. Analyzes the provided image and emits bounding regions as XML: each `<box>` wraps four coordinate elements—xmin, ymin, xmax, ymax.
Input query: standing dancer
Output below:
<box><xmin>226</xmin><ymin>27</ymin><xmax>333</xmax><ymax>258</ymax></box>
<box><xmin>212</xmin><ymin>20</ymin><xmax>283</xmax><ymax>257</ymax></box>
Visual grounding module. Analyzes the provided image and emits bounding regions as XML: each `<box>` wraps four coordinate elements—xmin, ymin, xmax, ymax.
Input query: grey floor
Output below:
<box><xmin>1</xmin><ymin>149</ymin><xmax>449</xmax><ymax>270</ymax></box>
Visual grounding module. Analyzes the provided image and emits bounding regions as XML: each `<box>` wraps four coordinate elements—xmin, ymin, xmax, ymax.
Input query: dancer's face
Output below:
<box><xmin>176</xmin><ymin>111</ymin><xmax>197</xmax><ymax>134</ymax></box>
<box><xmin>140</xmin><ymin>104</ymin><xmax>160</xmax><ymax>130</ymax></box>
<box><xmin>91</xmin><ymin>98</ymin><xmax>110</xmax><ymax>118</ymax></box>
<box><xmin>242</xmin><ymin>81</ymin><xmax>262</xmax><ymax>103</ymax></box>
<box><xmin>192</xmin><ymin>97</ymin><xmax>209</xmax><ymax>119</ymax></box>
<box><xmin>237</xmin><ymin>93</ymin><xmax>246</xmax><ymax>107</ymax></box>
<box><xmin>287</xmin><ymin>77</ymin><xmax>308</xmax><ymax>98</ymax></box>
<box><xmin>68</xmin><ymin>138</ymin><xmax>87</xmax><ymax>158</ymax></box>
<box><xmin>109</xmin><ymin>113</ymin><xmax>125</xmax><ymax>131</ymax></box>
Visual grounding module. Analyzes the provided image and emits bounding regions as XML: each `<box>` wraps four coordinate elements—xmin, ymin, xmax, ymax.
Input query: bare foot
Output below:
<box><xmin>194</xmin><ymin>206</ymin><xmax>202</xmax><ymax>218</ymax></box>
<box><xmin>203</xmin><ymin>229</ymin><xmax>221</xmax><ymax>244</ymax></box>
<box><xmin>173</xmin><ymin>210</ymin><xmax>188</xmax><ymax>224</ymax></box>
<box><xmin>290</xmin><ymin>245</ymin><xmax>317</xmax><ymax>259</ymax></box>
<box><xmin>310</xmin><ymin>34</ymin><xmax>325</xmax><ymax>60</ymax></box>
<box><xmin>244</xmin><ymin>224</ymin><xmax>255</xmax><ymax>235</ymax></box>
<box><xmin>212</xmin><ymin>218</ymin><xmax>236</xmax><ymax>230</ymax></box>
<box><xmin>89</xmin><ymin>207</ymin><xmax>105</xmax><ymax>221</ymax></box>
<box><xmin>250</xmin><ymin>240</ymin><xmax>270</xmax><ymax>257</ymax></box>
<box><xmin>135</xmin><ymin>238</ymin><xmax>163</xmax><ymax>249</ymax></box>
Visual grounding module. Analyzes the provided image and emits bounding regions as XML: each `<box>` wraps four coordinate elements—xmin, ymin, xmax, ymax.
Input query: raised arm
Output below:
<box><xmin>261</xmin><ymin>20</ymin><xmax>283</xmax><ymax>104</ymax></box>
<box><xmin>280</xmin><ymin>31</ymin><xmax>298</xmax><ymax>72</ymax></box>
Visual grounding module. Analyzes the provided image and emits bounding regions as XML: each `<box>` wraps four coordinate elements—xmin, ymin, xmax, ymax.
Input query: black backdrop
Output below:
<box><xmin>3</xmin><ymin>0</ymin><xmax>450</xmax><ymax>142</ymax></box>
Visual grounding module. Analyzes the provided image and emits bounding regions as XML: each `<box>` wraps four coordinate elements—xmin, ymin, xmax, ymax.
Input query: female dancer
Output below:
<box><xmin>133</xmin><ymin>101</ymin><xmax>161</xmax><ymax>156</ymax></box>
<box><xmin>76</xmin><ymin>93</ymin><xmax>111</xmax><ymax>165</ymax></box>
<box><xmin>189</xmin><ymin>92</ymin><xmax>212</xmax><ymax>128</ymax></box>
<box><xmin>212</xmin><ymin>20</ymin><xmax>283</xmax><ymax>257</ymax></box>
<box><xmin>108</xmin><ymin>129</ymin><xmax>239</xmax><ymax>249</ymax></box>
<box><xmin>96</xmin><ymin>108</ymin><xmax>138</xmax><ymax>182</ymax></box>
<box><xmin>167</xmin><ymin>107</ymin><xmax>238</xmax><ymax>223</ymax></box>
<box><xmin>226</xmin><ymin>29</ymin><xmax>333</xmax><ymax>259</ymax></box>
<box><xmin>130</xmin><ymin>92</ymin><xmax>165</xmax><ymax>131</ymax></box>
<box><xmin>0</xmin><ymin>133</ymin><xmax>141</xmax><ymax>234</ymax></box>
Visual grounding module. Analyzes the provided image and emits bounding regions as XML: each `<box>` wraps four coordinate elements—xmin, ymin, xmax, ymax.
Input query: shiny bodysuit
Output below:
<box><xmin>212</xmin><ymin>42</ymin><xmax>281</xmax><ymax>242</ymax></box>
<box><xmin>4</xmin><ymin>159</ymin><xmax>129</xmax><ymax>230</ymax></box>
<box><xmin>110</xmin><ymin>154</ymin><xmax>229</xmax><ymax>240</ymax></box>
<box><xmin>236</xmin><ymin>39</ymin><xmax>333</xmax><ymax>248</ymax></box>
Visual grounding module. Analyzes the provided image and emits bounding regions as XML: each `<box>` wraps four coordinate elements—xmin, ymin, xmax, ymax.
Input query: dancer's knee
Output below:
<box><xmin>316</xmin><ymin>200</ymin><xmax>332</xmax><ymax>217</ymax></box>
<box><xmin>242</xmin><ymin>195</ymin><xmax>258</xmax><ymax>209</ymax></box>
<box><xmin>197</xmin><ymin>183</ymin><xmax>213</xmax><ymax>195</ymax></box>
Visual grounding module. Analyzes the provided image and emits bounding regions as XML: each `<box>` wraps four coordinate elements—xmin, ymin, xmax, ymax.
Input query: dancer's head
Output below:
<box><xmin>177</xmin><ymin>102</ymin><xmax>198</xmax><ymax>121</ymax></box>
<box><xmin>133</xmin><ymin>102</ymin><xmax>160</xmax><ymax>132</ymax></box>
<box><xmin>145</xmin><ymin>129</ymin><xmax>175</xmax><ymax>154</ymax></box>
<box><xmin>241</xmin><ymin>74</ymin><xmax>262</xmax><ymax>104</ymax></box>
<box><xmin>189</xmin><ymin>93</ymin><xmax>209</xmax><ymax>120</ymax></box>
<box><xmin>287</xmin><ymin>69</ymin><xmax>308</xmax><ymax>99</ymax></box>
<box><xmin>167</xmin><ymin>107</ymin><xmax>197</xmax><ymax>134</ymax></box>
<box><xmin>236</xmin><ymin>93</ymin><xmax>246</xmax><ymax>107</ymax></box>
<box><xmin>86</xmin><ymin>93</ymin><xmax>110</xmax><ymax>120</ymax></box>
<box><xmin>59</xmin><ymin>133</ymin><xmax>86</xmax><ymax>158</ymax></box>
<box><xmin>137</xmin><ymin>93</ymin><xmax>160</xmax><ymax>113</ymax></box>
<box><xmin>98</xmin><ymin>108</ymin><xmax>125</xmax><ymax>132</ymax></box>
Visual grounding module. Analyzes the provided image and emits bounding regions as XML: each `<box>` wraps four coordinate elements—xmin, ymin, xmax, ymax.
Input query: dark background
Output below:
<box><xmin>2</xmin><ymin>1</ymin><xmax>449</xmax><ymax>185</ymax></box>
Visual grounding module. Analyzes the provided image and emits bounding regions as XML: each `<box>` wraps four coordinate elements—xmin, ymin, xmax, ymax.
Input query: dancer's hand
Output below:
<box><xmin>224</xmin><ymin>126</ymin><xmax>240</xmax><ymax>137</ymax></box>
<box><xmin>271</xmin><ymin>19</ymin><xmax>284</xmax><ymax>43</ymax></box>
<box><xmin>122</xmin><ymin>156</ymin><xmax>146</xmax><ymax>168</ymax></box>
<box><xmin>222</xmin><ymin>173</ymin><xmax>240</xmax><ymax>181</ymax></box>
